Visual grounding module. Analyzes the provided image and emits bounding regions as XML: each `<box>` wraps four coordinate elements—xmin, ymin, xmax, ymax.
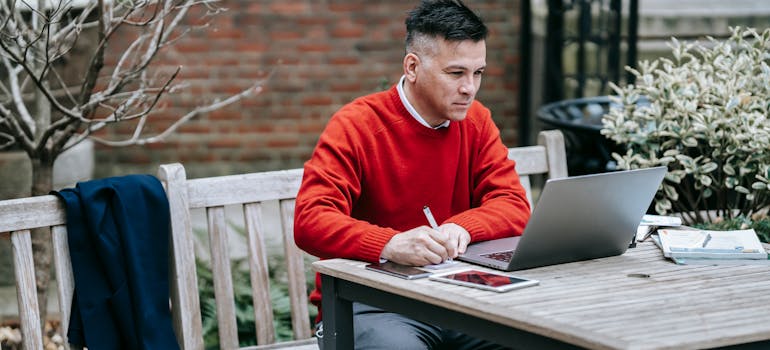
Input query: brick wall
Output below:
<box><xmin>95</xmin><ymin>0</ymin><xmax>523</xmax><ymax>179</ymax></box>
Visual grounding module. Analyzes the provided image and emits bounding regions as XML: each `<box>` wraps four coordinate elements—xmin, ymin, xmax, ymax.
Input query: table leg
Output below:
<box><xmin>321</xmin><ymin>274</ymin><xmax>353</xmax><ymax>349</ymax></box>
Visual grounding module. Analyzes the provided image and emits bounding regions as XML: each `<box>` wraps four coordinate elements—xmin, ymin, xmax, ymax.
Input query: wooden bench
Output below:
<box><xmin>1</xmin><ymin>130</ymin><xmax>566</xmax><ymax>350</ymax></box>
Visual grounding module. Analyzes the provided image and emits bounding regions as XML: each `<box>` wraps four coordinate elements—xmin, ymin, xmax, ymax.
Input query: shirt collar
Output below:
<box><xmin>396</xmin><ymin>75</ymin><xmax>450</xmax><ymax>129</ymax></box>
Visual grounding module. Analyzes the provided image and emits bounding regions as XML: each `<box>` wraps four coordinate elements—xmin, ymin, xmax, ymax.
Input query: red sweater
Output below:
<box><xmin>294</xmin><ymin>85</ymin><xmax>531</xmax><ymax>318</ymax></box>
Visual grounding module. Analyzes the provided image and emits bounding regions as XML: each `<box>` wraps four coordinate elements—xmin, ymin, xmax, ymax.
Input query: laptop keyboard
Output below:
<box><xmin>481</xmin><ymin>250</ymin><xmax>514</xmax><ymax>263</ymax></box>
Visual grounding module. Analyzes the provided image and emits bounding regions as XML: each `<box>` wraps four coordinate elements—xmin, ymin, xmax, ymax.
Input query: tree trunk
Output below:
<box><xmin>31</xmin><ymin>157</ymin><xmax>54</xmax><ymax>331</ymax></box>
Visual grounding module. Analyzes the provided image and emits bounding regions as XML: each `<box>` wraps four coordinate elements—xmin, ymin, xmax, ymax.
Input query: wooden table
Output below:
<box><xmin>313</xmin><ymin>241</ymin><xmax>770</xmax><ymax>349</ymax></box>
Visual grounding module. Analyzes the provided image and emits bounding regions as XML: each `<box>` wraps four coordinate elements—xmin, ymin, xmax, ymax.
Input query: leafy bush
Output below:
<box><xmin>601</xmin><ymin>27</ymin><xmax>770</xmax><ymax>225</ymax></box>
<box><xmin>693</xmin><ymin>215</ymin><xmax>770</xmax><ymax>243</ymax></box>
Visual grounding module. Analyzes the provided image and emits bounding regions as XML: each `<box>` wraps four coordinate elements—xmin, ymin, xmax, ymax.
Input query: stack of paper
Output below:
<box><xmin>636</xmin><ymin>214</ymin><xmax>683</xmax><ymax>242</ymax></box>
<box><xmin>653</xmin><ymin>228</ymin><xmax>769</xmax><ymax>265</ymax></box>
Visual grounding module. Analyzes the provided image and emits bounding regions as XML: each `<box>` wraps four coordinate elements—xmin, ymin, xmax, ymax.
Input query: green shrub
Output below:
<box><xmin>693</xmin><ymin>215</ymin><xmax>770</xmax><ymax>243</ymax></box>
<box><xmin>601</xmin><ymin>27</ymin><xmax>770</xmax><ymax>226</ymax></box>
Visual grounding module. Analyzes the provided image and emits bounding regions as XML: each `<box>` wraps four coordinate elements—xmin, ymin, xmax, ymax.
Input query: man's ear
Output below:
<box><xmin>403</xmin><ymin>52</ymin><xmax>420</xmax><ymax>83</ymax></box>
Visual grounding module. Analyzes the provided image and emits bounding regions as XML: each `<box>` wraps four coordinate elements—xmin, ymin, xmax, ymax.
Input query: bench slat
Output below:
<box><xmin>52</xmin><ymin>224</ymin><xmax>76</xmax><ymax>348</ymax></box>
<box><xmin>158</xmin><ymin>163</ymin><xmax>205</xmax><ymax>350</ymax></box>
<box><xmin>244</xmin><ymin>202</ymin><xmax>277</xmax><ymax>345</ymax></box>
<box><xmin>508</xmin><ymin>146</ymin><xmax>548</xmax><ymax>175</ymax></box>
<box><xmin>280</xmin><ymin>199</ymin><xmax>312</xmax><ymax>340</ymax></box>
<box><xmin>186</xmin><ymin>169</ymin><xmax>303</xmax><ymax>209</ymax></box>
<box><xmin>0</xmin><ymin>196</ymin><xmax>65</xmax><ymax>232</ymax></box>
<box><xmin>11</xmin><ymin>229</ymin><xmax>44</xmax><ymax>350</ymax></box>
<box><xmin>207</xmin><ymin>206</ymin><xmax>239</xmax><ymax>349</ymax></box>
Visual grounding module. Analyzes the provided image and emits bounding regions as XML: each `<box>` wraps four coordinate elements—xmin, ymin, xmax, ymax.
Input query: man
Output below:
<box><xmin>294</xmin><ymin>1</ymin><xmax>531</xmax><ymax>348</ymax></box>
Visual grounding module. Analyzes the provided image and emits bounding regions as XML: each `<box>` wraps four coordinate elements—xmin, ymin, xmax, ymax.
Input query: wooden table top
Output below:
<box><xmin>313</xmin><ymin>241</ymin><xmax>770</xmax><ymax>350</ymax></box>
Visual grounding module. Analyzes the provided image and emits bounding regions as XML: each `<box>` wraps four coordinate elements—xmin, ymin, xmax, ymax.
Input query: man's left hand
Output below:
<box><xmin>438</xmin><ymin>223</ymin><xmax>471</xmax><ymax>258</ymax></box>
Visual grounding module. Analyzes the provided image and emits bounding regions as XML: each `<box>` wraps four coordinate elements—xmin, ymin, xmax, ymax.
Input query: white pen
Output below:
<box><xmin>422</xmin><ymin>205</ymin><xmax>440</xmax><ymax>229</ymax></box>
<box><xmin>423</xmin><ymin>205</ymin><xmax>453</xmax><ymax>263</ymax></box>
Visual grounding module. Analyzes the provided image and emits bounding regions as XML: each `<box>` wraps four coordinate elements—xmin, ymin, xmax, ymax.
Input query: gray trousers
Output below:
<box><xmin>316</xmin><ymin>303</ymin><xmax>511</xmax><ymax>350</ymax></box>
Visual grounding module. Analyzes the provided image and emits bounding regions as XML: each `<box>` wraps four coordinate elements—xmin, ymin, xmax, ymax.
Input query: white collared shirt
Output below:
<box><xmin>397</xmin><ymin>75</ymin><xmax>450</xmax><ymax>129</ymax></box>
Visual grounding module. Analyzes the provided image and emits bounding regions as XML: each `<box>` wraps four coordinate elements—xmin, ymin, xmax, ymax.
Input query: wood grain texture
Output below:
<box><xmin>538</xmin><ymin>129</ymin><xmax>568</xmax><ymax>179</ymax></box>
<box><xmin>158</xmin><ymin>163</ymin><xmax>205</xmax><ymax>350</ymax></box>
<box><xmin>207</xmin><ymin>206</ymin><xmax>239</xmax><ymax>349</ymax></box>
<box><xmin>11</xmin><ymin>230</ymin><xmax>44</xmax><ymax>350</ymax></box>
<box><xmin>243</xmin><ymin>203</ymin><xmax>277</xmax><ymax>345</ymax></box>
<box><xmin>51</xmin><ymin>224</ymin><xmax>76</xmax><ymax>350</ymax></box>
<box><xmin>508</xmin><ymin>145</ymin><xmax>549</xmax><ymax>176</ymax></box>
<box><xmin>0</xmin><ymin>195</ymin><xmax>64</xmax><ymax>232</ymax></box>
<box><xmin>280</xmin><ymin>199</ymin><xmax>312</xmax><ymax>340</ymax></box>
<box><xmin>314</xmin><ymin>241</ymin><xmax>770</xmax><ymax>350</ymax></box>
<box><xmin>185</xmin><ymin>168</ymin><xmax>303</xmax><ymax>209</ymax></box>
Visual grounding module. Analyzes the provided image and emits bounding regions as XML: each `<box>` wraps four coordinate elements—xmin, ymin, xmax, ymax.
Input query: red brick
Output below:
<box><xmin>236</xmin><ymin>43</ymin><xmax>269</xmax><ymax>52</ymax></box>
<box><xmin>298</xmin><ymin>122</ymin><xmax>326</xmax><ymax>133</ymax></box>
<box><xmin>146</xmin><ymin>141</ymin><xmax>177</xmax><ymax>150</ymax></box>
<box><xmin>270</xmin><ymin>2</ymin><xmax>309</xmax><ymax>14</ymax></box>
<box><xmin>297</xmin><ymin>17</ymin><xmax>330</xmax><ymax>25</ymax></box>
<box><xmin>175</xmin><ymin>42</ymin><xmax>209</xmax><ymax>53</ymax></box>
<box><xmin>271</xmin><ymin>31</ymin><xmax>303</xmax><ymax>40</ymax></box>
<box><xmin>209</xmin><ymin>110</ymin><xmax>242</xmax><ymax>121</ymax></box>
<box><xmin>332</xmin><ymin>26</ymin><xmax>364</xmax><ymax>38</ymax></box>
<box><xmin>178</xmin><ymin>124</ymin><xmax>213</xmax><ymax>134</ymax></box>
<box><xmin>301</xmin><ymin>96</ymin><xmax>333</xmax><ymax>106</ymax></box>
<box><xmin>267</xmin><ymin>138</ymin><xmax>299</xmax><ymax>148</ymax></box>
<box><xmin>297</xmin><ymin>44</ymin><xmax>332</xmax><ymax>53</ymax></box>
<box><xmin>209</xmin><ymin>139</ymin><xmax>242</xmax><ymax>149</ymax></box>
<box><xmin>330</xmin><ymin>57</ymin><xmax>360</xmax><ymax>65</ymax></box>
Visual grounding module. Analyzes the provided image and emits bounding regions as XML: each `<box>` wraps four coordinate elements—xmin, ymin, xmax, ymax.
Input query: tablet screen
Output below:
<box><xmin>440</xmin><ymin>270</ymin><xmax>529</xmax><ymax>287</ymax></box>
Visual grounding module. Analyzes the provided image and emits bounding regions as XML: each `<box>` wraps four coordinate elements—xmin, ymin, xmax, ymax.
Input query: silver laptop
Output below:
<box><xmin>458</xmin><ymin>166</ymin><xmax>667</xmax><ymax>271</ymax></box>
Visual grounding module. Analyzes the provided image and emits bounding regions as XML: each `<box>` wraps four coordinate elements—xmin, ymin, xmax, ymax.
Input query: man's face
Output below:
<box><xmin>405</xmin><ymin>38</ymin><xmax>486</xmax><ymax>127</ymax></box>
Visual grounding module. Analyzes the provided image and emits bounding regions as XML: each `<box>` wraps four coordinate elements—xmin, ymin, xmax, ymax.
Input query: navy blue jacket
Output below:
<box><xmin>55</xmin><ymin>175</ymin><xmax>179</xmax><ymax>350</ymax></box>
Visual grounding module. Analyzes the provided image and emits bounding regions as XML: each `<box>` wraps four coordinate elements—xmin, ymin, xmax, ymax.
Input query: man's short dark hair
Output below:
<box><xmin>405</xmin><ymin>0</ymin><xmax>488</xmax><ymax>51</ymax></box>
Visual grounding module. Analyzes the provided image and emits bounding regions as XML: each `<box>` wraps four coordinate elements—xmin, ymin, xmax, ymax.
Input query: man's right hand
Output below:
<box><xmin>380</xmin><ymin>226</ymin><xmax>450</xmax><ymax>266</ymax></box>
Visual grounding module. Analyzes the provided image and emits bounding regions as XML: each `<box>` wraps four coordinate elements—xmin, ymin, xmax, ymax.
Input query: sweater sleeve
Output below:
<box><xmin>294</xmin><ymin>113</ymin><xmax>398</xmax><ymax>263</ymax></box>
<box><xmin>445</xmin><ymin>107</ymin><xmax>532</xmax><ymax>242</ymax></box>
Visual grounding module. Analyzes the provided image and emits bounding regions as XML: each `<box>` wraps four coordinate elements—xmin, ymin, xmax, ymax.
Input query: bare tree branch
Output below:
<box><xmin>76</xmin><ymin>0</ymin><xmax>108</xmax><ymax>108</ymax></box>
<box><xmin>47</xmin><ymin>60</ymin><xmax>78</xmax><ymax>106</ymax></box>
<box><xmin>88</xmin><ymin>83</ymin><xmax>265</xmax><ymax>147</ymax></box>
<box><xmin>0</xmin><ymin>32</ymin><xmax>82</xmax><ymax>122</ymax></box>
<box><xmin>0</xmin><ymin>100</ymin><xmax>34</xmax><ymax>152</ymax></box>
<box><xmin>1</xmin><ymin>56</ymin><xmax>35</xmax><ymax>136</ymax></box>
<box><xmin>0</xmin><ymin>130</ymin><xmax>15</xmax><ymax>150</ymax></box>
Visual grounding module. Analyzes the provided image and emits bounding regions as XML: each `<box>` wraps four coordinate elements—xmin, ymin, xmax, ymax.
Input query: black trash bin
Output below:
<box><xmin>537</xmin><ymin>96</ymin><xmax>626</xmax><ymax>176</ymax></box>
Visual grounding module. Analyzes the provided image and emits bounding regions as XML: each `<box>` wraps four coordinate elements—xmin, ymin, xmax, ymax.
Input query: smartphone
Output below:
<box><xmin>365</xmin><ymin>262</ymin><xmax>432</xmax><ymax>280</ymax></box>
<box><xmin>429</xmin><ymin>268</ymin><xmax>539</xmax><ymax>292</ymax></box>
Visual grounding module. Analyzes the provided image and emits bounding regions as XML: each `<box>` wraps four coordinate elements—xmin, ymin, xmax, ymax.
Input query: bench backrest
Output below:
<box><xmin>158</xmin><ymin>164</ymin><xmax>312</xmax><ymax>349</ymax></box>
<box><xmin>0</xmin><ymin>195</ymin><xmax>77</xmax><ymax>350</ymax></box>
<box><xmin>507</xmin><ymin>129</ymin><xmax>568</xmax><ymax>208</ymax></box>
